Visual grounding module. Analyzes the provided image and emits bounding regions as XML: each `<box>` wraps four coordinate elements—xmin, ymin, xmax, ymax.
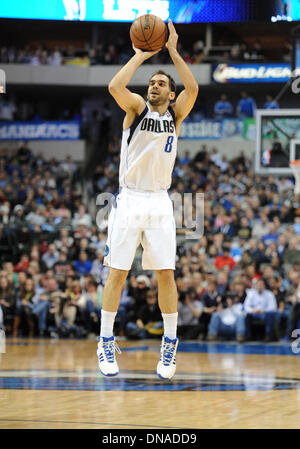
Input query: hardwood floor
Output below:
<box><xmin>0</xmin><ymin>338</ymin><xmax>299</xmax><ymax>429</ymax></box>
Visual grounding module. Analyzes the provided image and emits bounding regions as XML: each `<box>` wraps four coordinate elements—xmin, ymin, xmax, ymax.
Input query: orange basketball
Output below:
<box><xmin>130</xmin><ymin>14</ymin><xmax>168</xmax><ymax>51</ymax></box>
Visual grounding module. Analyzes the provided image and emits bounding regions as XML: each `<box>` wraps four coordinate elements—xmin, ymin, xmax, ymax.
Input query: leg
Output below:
<box><xmin>155</xmin><ymin>269</ymin><xmax>178</xmax><ymax>339</ymax></box>
<box><xmin>115</xmin><ymin>305</ymin><xmax>128</xmax><ymax>335</ymax></box>
<box><xmin>284</xmin><ymin>304</ymin><xmax>295</xmax><ymax>339</ymax></box>
<box><xmin>100</xmin><ymin>268</ymin><xmax>128</xmax><ymax>337</ymax></box>
<box><xmin>265</xmin><ymin>311</ymin><xmax>276</xmax><ymax>339</ymax></box>
<box><xmin>102</xmin><ymin>268</ymin><xmax>129</xmax><ymax>313</ymax></box>
<box><xmin>32</xmin><ymin>300</ymin><xmax>50</xmax><ymax>332</ymax></box>
<box><xmin>235</xmin><ymin>315</ymin><xmax>246</xmax><ymax>341</ymax></box>
<box><xmin>125</xmin><ymin>322</ymin><xmax>147</xmax><ymax>339</ymax></box>
<box><xmin>84</xmin><ymin>299</ymin><xmax>98</xmax><ymax>334</ymax></box>
<box><xmin>13</xmin><ymin>315</ymin><xmax>21</xmax><ymax>337</ymax></box>
<box><xmin>199</xmin><ymin>312</ymin><xmax>212</xmax><ymax>340</ymax></box>
<box><xmin>23</xmin><ymin>305</ymin><xmax>35</xmax><ymax>337</ymax></box>
<box><xmin>139</xmin><ymin>193</ymin><xmax>178</xmax><ymax>379</ymax></box>
<box><xmin>218</xmin><ymin>322</ymin><xmax>236</xmax><ymax>340</ymax></box>
<box><xmin>208</xmin><ymin>312</ymin><xmax>222</xmax><ymax>339</ymax></box>
<box><xmin>97</xmin><ymin>268</ymin><xmax>128</xmax><ymax>377</ymax></box>
<box><xmin>155</xmin><ymin>269</ymin><xmax>179</xmax><ymax>380</ymax></box>
<box><xmin>155</xmin><ymin>269</ymin><xmax>178</xmax><ymax>314</ymax></box>
<box><xmin>245</xmin><ymin>313</ymin><xmax>255</xmax><ymax>339</ymax></box>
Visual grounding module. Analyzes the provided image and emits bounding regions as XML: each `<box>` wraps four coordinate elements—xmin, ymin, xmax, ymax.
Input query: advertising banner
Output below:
<box><xmin>212</xmin><ymin>63</ymin><xmax>291</xmax><ymax>83</ymax></box>
<box><xmin>0</xmin><ymin>120</ymin><xmax>80</xmax><ymax>140</ymax></box>
<box><xmin>179</xmin><ymin>119</ymin><xmax>245</xmax><ymax>140</ymax></box>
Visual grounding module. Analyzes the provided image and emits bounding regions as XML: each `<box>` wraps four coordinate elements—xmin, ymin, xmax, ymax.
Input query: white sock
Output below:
<box><xmin>162</xmin><ymin>313</ymin><xmax>178</xmax><ymax>340</ymax></box>
<box><xmin>100</xmin><ymin>309</ymin><xmax>117</xmax><ymax>338</ymax></box>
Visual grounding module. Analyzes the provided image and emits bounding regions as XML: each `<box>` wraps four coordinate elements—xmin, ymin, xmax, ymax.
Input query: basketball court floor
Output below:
<box><xmin>0</xmin><ymin>337</ymin><xmax>300</xmax><ymax>429</ymax></box>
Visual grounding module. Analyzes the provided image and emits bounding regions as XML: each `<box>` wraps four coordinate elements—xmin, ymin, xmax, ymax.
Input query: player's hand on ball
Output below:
<box><xmin>166</xmin><ymin>19</ymin><xmax>178</xmax><ymax>52</ymax></box>
<box><xmin>132</xmin><ymin>43</ymin><xmax>161</xmax><ymax>60</ymax></box>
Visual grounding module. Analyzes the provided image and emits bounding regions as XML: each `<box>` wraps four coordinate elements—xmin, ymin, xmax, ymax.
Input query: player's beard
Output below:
<box><xmin>147</xmin><ymin>92</ymin><xmax>169</xmax><ymax>106</ymax></box>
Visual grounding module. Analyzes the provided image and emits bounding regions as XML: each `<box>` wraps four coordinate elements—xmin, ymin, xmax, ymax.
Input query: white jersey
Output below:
<box><xmin>119</xmin><ymin>101</ymin><xmax>177</xmax><ymax>192</ymax></box>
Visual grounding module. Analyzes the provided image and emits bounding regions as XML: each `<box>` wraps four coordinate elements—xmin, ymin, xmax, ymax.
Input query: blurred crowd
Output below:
<box><xmin>0</xmin><ymin>91</ymin><xmax>281</xmax><ymax>124</ymax></box>
<box><xmin>1</xmin><ymin>134</ymin><xmax>300</xmax><ymax>342</ymax></box>
<box><xmin>0</xmin><ymin>37</ymin><xmax>291</xmax><ymax>67</ymax></box>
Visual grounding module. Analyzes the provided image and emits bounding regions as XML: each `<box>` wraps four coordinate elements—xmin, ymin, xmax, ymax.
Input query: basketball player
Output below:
<box><xmin>97</xmin><ymin>20</ymin><xmax>198</xmax><ymax>379</ymax></box>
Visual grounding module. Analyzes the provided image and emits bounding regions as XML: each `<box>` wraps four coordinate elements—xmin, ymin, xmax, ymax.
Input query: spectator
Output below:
<box><xmin>40</xmin><ymin>170</ymin><xmax>56</xmax><ymax>190</ymax></box>
<box><xmin>237</xmin><ymin>217</ymin><xmax>252</xmax><ymax>240</ymax></box>
<box><xmin>14</xmin><ymin>253</ymin><xmax>30</xmax><ymax>273</ymax></box>
<box><xmin>230</xmin><ymin>43</ymin><xmax>242</xmax><ymax>61</ymax></box>
<box><xmin>216</xmin><ymin>271</ymin><xmax>230</xmax><ymax>296</ymax></box>
<box><xmin>264</xmin><ymin>94</ymin><xmax>279</xmax><ymax>110</ymax></box>
<box><xmin>0</xmin><ymin>275</ymin><xmax>16</xmax><ymax>333</ymax></box>
<box><xmin>208</xmin><ymin>293</ymin><xmax>246</xmax><ymax>341</ymax></box>
<box><xmin>0</xmin><ymin>203</ymin><xmax>10</xmax><ymax>225</ymax></box>
<box><xmin>47</xmin><ymin>47</ymin><xmax>62</xmax><ymax>66</ymax></box>
<box><xmin>72</xmin><ymin>204</ymin><xmax>92</xmax><ymax>229</ymax></box>
<box><xmin>261</xmin><ymin>222</ymin><xmax>279</xmax><ymax>246</ymax></box>
<box><xmin>51</xmin><ymin>293</ymin><xmax>84</xmax><ymax>338</ymax></box>
<box><xmin>25</xmin><ymin>206</ymin><xmax>46</xmax><ymax>227</ymax></box>
<box><xmin>215</xmin><ymin>245</ymin><xmax>237</xmax><ymax>271</ymax></box>
<box><xmin>128</xmin><ymin>275</ymin><xmax>151</xmax><ymax>309</ymax></box>
<box><xmin>288</xmin><ymin>282</ymin><xmax>300</xmax><ymax>340</ymax></box>
<box><xmin>53</xmin><ymin>251</ymin><xmax>71</xmax><ymax>281</ymax></box>
<box><xmin>250</xmin><ymin>41</ymin><xmax>264</xmax><ymax>61</ymax></box>
<box><xmin>13</xmin><ymin>277</ymin><xmax>36</xmax><ymax>337</ymax></box>
<box><xmin>199</xmin><ymin>280</ymin><xmax>222</xmax><ymax>339</ymax></box>
<box><xmin>179</xmin><ymin>150</ymin><xmax>191</xmax><ymax>165</ymax></box>
<box><xmin>83</xmin><ymin>279</ymin><xmax>102</xmax><ymax>336</ymax></box>
<box><xmin>252</xmin><ymin>213</ymin><xmax>270</xmax><ymax>239</ymax></box>
<box><xmin>74</xmin><ymin>251</ymin><xmax>92</xmax><ymax>276</ymax></box>
<box><xmin>244</xmin><ymin>279</ymin><xmax>277</xmax><ymax>341</ymax></box>
<box><xmin>210</xmin><ymin>147</ymin><xmax>222</xmax><ymax>167</ymax></box>
<box><xmin>0</xmin><ymin>96</ymin><xmax>17</xmax><ymax>121</ymax></box>
<box><xmin>125</xmin><ymin>289</ymin><xmax>163</xmax><ymax>339</ymax></box>
<box><xmin>214</xmin><ymin>94</ymin><xmax>233</xmax><ymax>119</ymax></box>
<box><xmin>42</xmin><ymin>244</ymin><xmax>59</xmax><ymax>269</ymax></box>
<box><xmin>177</xmin><ymin>287</ymin><xmax>203</xmax><ymax>339</ymax></box>
<box><xmin>58</xmin><ymin>155</ymin><xmax>77</xmax><ymax>176</ymax></box>
<box><xmin>217</xmin><ymin>215</ymin><xmax>236</xmax><ymax>238</ymax></box>
<box><xmin>115</xmin><ymin>282</ymin><xmax>132</xmax><ymax>336</ymax></box>
<box><xmin>269</xmin><ymin>276</ymin><xmax>292</xmax><ymax>340</ymax></box>
<box><xmin>237</xmin><ymin>91</ymin><xmax>256</xmax><ymax>118</ymax></box>
<box><xmin>283</xmin><ymin>238</ymin><xmax>300</xmax><ymax>266</ymax></box>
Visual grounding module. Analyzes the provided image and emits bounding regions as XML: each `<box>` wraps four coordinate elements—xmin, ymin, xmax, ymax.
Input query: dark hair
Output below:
<box><xmin>149</xmin><ymin>70</ymin><xmax>176</xmax><ymax>93</ymax></box>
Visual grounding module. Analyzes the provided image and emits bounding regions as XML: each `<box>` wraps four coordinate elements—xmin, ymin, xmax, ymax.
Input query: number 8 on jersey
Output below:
<box><xmin>164</xmin><ymin>135</ymin><xmax>174</xmax><ymax>153</ymax></box>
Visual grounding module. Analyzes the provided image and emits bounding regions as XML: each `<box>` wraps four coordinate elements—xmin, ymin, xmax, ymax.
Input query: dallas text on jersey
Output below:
<box><xmin>140</xmin><ymin>117</ymin><xmax>175</xmax><ymax>134</ymax></box>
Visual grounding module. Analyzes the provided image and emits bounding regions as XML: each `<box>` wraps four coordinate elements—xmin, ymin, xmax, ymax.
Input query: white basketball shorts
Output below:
<box><xmin>103</xmin><ymin>187</ymin><xmax>176</xmax><ymax>271</ymax></box>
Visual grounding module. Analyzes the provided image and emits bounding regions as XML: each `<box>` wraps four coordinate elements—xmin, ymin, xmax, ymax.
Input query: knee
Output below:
<box><xmin>155</xmin><ymin>269</ymin><xmax>175</xmax><ymax>284</ymax></box>
<box><xmin>106</xmin><ymin>268</ymin><xmax>128</xmax><ymax>286</ymax></box>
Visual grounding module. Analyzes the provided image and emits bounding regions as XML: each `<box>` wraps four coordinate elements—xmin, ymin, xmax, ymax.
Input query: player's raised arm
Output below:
<box><xmin>108</xmin><ymin>46</ymin><xmax>160</xmax><ymax>113</ymax></box>
<box><xmin>166</xmin><ymin>20</ymin><xmax>199</xmax><ymax>124</ymax></box>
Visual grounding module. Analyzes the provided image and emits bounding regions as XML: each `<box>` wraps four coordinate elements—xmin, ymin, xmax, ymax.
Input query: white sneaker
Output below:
<box><xmin>156</xmin><ymin>335</ymin><xmax>179</xmax><ymax>380</ymax></box>
<box><xmin>97</xmin><ymin>336</ymin><xmax>121</xmax><ymax>377</ymax></box>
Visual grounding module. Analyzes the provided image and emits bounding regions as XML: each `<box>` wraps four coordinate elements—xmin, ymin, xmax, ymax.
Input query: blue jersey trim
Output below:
<box><xmin>168</xmin><ymin>104</ymin><xmax>176</xmax><ymax>124</ymax></box>
<box><xmin>127</xmin><ymin>103</ymin><xmax>148</xmax><ymax>146</ymax></box>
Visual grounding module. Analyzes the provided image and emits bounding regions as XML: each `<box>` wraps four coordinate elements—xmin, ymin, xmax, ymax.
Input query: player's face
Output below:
<box><xmin>147</xmin><ymin>75</ymin><xmax>174</xmax><ymax>106</ymax></box>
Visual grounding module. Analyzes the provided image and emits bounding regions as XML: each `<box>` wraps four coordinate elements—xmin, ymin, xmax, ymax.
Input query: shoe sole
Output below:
<box><xmin>156</xmin><ymin>371</ymin><xmax>174</xmax><ymax>380</ymax></box>
<box><xmin>100</xmin><ymin>371</ymin><xmax>119</xmax><ymax>377</ymax></box>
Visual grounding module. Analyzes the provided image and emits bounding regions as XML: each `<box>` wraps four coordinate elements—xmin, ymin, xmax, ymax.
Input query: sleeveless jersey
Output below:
<box><xmin>119</xmin><ymin>101</ymin><xmax>177</xmax><ymax>192</ymax></box>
